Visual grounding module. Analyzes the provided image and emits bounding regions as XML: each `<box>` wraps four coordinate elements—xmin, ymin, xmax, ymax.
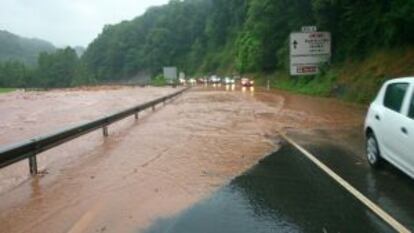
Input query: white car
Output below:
<box><xmin>223</xmin><ymin>77</ymin><xmax>235</xmax><ymax>85</ymax></box>
<box><xmin>365</xmin><ymin>77</ymin><xmax>414</xmax><ymax>178</ymax></box>
<box><xmin>188</xmin><ymin>78</ymin><xmax>196</xmax><ymax>85</ymax></box>
<box><xmin>209</xmin><ymin>75</ymin><xmax>221</xmax><ymax>84</ymax></box>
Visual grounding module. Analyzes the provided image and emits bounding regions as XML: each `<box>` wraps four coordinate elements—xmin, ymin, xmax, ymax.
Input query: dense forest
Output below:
<box><xmin>0</xmin><ymin>31</ymin><xmax>92</xmax><ymax>88</ymax></box>
<box><xmin>0</xmin><ymin>30</ymin><xmax>55</xmax><ymax>66</ymax></box>
<box><xmin>1</xmin><ymin>0</ymin><xmax>414</xmax><ymax>101</ymax></box>
<box><xmin>0</xmin><ymin>47</ymin><xmax>94</xmax><ymax>88</ymax></box>
<box><xmin>83</xmin><ymin>0</ymin><xmax>414</xmax><ymax>81</ymax></box>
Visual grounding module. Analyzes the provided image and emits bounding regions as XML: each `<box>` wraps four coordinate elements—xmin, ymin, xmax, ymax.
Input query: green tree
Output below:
<box><xmin>82</xmin><ymin>0</ymin><xmax>414</xmax><ymax>79</ymax></box>
<box><xmin>0</xmin><ymin>60</ymin><xmax>29</xmax><ymax>87</ymax></box>
<box><xmin>36</xmin><ymin>47</ymin><xmax>79</xmax><ymax>87</ymax></box>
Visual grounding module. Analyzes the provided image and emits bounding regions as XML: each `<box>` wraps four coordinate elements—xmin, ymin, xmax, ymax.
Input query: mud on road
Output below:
<box><xmin>0</xmin><ymin>86</ymin><xmax>365</xmax><ymax>233</ymax></box>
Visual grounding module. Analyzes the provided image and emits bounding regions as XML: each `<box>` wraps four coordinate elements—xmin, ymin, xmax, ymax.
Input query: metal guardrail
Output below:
<box><xmin>0</xmin><ymin>87</ymin><xmax>190</xmax><ymax>175</ymax></box>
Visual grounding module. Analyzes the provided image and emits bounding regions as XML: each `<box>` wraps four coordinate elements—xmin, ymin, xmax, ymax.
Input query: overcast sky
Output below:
<box><xmin>0</xmin><ymin>0</ymin><xmax>170</xmax><ymax>47</ymax></box>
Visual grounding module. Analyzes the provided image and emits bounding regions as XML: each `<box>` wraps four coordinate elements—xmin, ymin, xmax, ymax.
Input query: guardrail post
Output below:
<box><xmin>28</xmin><ymin>154</ymin><xmax>38</xmax><ymax>176</ymax></box>
<box><xmin>103</xmin><ymin>126</ymin><xmax>109</xmax><ymax>137</ymax></box>
<box><xmin>134</xmin><ymin>112</ymin><xmax>139</xmax><ymax>120</ymax></box>
<box><xmin>152</xmin><ymin>105</ymin><xmax>156</xmax><ymax>112</ymax></box>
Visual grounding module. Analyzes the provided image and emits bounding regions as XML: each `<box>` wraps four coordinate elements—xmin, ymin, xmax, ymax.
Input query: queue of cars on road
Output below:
<box><xmin>184</xmin><ymin>75</ymin><xmax>414</xmax><ymax>179</ymax></box>
<box><xmin>180</xmin><ymin>75</ymin><xmax>254</xmax><ymax>87</ymax></box>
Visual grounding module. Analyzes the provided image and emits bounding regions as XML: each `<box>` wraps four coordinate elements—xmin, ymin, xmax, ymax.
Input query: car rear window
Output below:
<box><xmin>383</xmin><ymin>83</ymin><xmax>409</xmax><ymax>112</ymax></box>
<box><xmin>409</xmin><ymin>93</ymin><xmax>414</xmax><ymax>119</ymax></box>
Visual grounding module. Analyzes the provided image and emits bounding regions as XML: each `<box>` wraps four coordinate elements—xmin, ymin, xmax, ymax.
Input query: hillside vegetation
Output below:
<box><xmin>0</xmin><ymin>32</ymin><xmax>94</xmax><ymax>88</ymax></box>
<box><xmin>258</xmin><ymin>47</ymin><xmax>414</xmax><ymax>103</ymax></box>
<box><xmin>1</xmin><ymin>0</ymin><xmax>414</xmax><ymax>103</ymax></box>
<box><xmin>0</xmin><ymin>47</ymin><xmax>94</xmax><ymax>88</ymax></box>
<box><xmin>0</xmin><ymin>30</ymin><xmax>55</xmax><ymax>66</ymax></box>
<box><xmin>81</xmin><ymin>0</ymin><xmax>414</xmax><ymax>102</ymax></box>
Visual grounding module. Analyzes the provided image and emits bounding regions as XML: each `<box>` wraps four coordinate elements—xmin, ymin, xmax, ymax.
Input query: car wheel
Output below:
<box><xmin>366</xmin><ymin>133</ymin><xmax>383</xmax><ymax>168</ymax></box>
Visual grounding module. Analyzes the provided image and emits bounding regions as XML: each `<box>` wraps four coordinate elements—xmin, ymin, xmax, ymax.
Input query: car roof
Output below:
<box><xmin>385</xmin><ymin>77</ymin><xmax>414</xmax><ymax>84</ymax></box>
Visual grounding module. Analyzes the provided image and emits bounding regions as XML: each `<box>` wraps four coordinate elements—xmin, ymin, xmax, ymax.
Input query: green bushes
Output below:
<box><xmin>268</xmin><ymin>70</ymin><xmax>337</xmax><ymax>97</ymax></box>
<box><xmin>263</xmin><ymin>47</ymin><xmax>414</xmax><ymax>103</ymax></box>
<box><xmin>150</xmin><ymin>74</ymin><xmax>167</xmax><ymax>86</ymax></box>
<box><xmin>0</xmin><ymin>88</ymin><xmax>16</xmax><ymax>94</ymax></box>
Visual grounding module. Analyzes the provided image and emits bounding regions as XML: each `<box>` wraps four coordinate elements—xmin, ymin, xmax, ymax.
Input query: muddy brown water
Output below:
<box><xmin>0</xmin><ymin>86</ymin><xmax>365</xmax><ymax>233</ymax></box>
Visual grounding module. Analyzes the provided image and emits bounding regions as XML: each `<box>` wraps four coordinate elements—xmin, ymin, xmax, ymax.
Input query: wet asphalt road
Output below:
<box><xmin>142</xmin><ymin>128</ymin><xmax>414</xmax><ymax>233</ymax></box>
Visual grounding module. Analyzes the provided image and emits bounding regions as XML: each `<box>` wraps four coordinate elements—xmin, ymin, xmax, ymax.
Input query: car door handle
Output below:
<box><xmin>401</xmin><ymin>127</ymin><xmax>408</xmax><ymax>135</ymax></box>
<box><xmin>375</xmin><ymin>115</ymin><xmax>381</xmax><ymax>121</ymax></box>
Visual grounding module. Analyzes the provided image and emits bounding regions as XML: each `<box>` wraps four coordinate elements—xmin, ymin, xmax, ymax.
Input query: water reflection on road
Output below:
<box><xmin>143</xmin><ymin>145</ymin><xmax>394</xmax><ymax>233</ymax></box>
<box><xmin>241</xmin><ymin>86</ymin><xmax>255</xmax><ymax>95</ymax></box>
<box><xmin>225</xmin><ymin>84</ymin><xmax>236</xmax><ymax>92</ymax></box>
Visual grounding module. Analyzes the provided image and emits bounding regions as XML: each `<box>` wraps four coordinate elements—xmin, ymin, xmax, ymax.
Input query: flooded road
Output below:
<box><xmin>143</xmin><ymin>144</ymin><xmax>395</xmax><ymax>233</ymax></box>
<box><xmin>0</xmin><ymin>85</ymin><xmax>412</xmax><ymax>233</ymax></box>
<box><xmin>0</xmin><ymin>86</ymin><xmax>278</xmax><ymax>233</ymax></box>
<box><xmin>141</xmin><ymin>87</ymin><xmax>414</xmax><ymax>233</ymax></box>
<box><xmin>0</xmin><ymin>86</ymin><xmax>177</xmax><ymax>194</ymax></box>
<box><xmin>142</xmin><ymin>128</ymin><xmax>414</xmax><ymax>233</ymax></box>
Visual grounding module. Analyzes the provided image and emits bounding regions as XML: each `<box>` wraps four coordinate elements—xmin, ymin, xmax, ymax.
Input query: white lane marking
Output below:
<box><xmin>280</xmin><ymin>133</ymin><xmax>411</xmax><ymax>233</ymax></box>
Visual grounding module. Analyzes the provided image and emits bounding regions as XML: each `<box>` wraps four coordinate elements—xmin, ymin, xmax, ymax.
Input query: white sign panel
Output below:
<box><xmin>290</xmin><ymin>32</ymin><xmax>331</xmax><ymax>76</ymax></box>
<box><xmin>301</xmin><ymin>26</ymin><xmax>317</xmax><ymax>33</ymax></box>
<box><xmin>163</xmin><ymin>67</ymin><xmax>177</xmax><ymax>81</ymax></box>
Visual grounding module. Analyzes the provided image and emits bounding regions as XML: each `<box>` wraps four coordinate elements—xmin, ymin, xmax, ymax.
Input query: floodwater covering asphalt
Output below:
<box><xmin>143</xmin><ymin>127</ymin><xmax>414</xmax><ymax>233</ymax></box>
<box><xmin>0</xmin><ymin>85</ymin><xmax>413</xmax><ymax>233</ymax></box>
<box><xmin>0</xmin><ymin>86</ymin><xmax>179</xmax><ymax>196</ymax></box>
<box><xmin>0</xmin><ymin>86</ymin><xmax>278</xmax><ymax>233</ymax></box>
<box><xmin>142</xmin><ymin>143</ymin><xmax>395</xmax><ymax>233</ymax></box>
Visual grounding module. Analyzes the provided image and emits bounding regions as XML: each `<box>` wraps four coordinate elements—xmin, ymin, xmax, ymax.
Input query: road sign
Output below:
<box><xmin>290</xmin><ymin>32</ymin><xmax>331</xmax><ymax>76</ymax></box>
<box><xmin>301</xmin><ymin>26</ymin><xmax>317</xmax><ymax>33</ymax></box>
<box><xmin>163</xmin><ymin>67</ymin><xmax>177</xmax><ymax>81</ymax></box>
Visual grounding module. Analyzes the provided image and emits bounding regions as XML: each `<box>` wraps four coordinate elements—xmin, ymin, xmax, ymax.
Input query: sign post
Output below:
<box><xmin>289</xmin><ymin>30</ymin><xmax>331</xmax><ymax>76</ymax></box>
<box><xmin>163</xmin><ymin>67</ymin><xmax>178</xmax><ymax>84</ymax></box>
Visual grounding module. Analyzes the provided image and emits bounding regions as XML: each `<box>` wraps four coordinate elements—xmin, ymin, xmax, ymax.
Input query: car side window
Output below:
<box><xmin>383</xmin><ymin>83</ymin><xmax>409</xmax><ymax>112</ymax></box>
<box><xmin>409</xmin><ymin>92</ymin><xmax>414</xmax><ymax>119</ymax></box>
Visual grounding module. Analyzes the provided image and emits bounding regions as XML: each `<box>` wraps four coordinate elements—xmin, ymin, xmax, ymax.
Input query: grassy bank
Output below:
<box><xmin>255</xmin><ymin>47</ymin><xmax>414</xmax><ymax>104</ymax></box>
<box><xmin>0</xmin><ymin>88</ymin><xmax>17</xmax><ymax>94</ymax></box>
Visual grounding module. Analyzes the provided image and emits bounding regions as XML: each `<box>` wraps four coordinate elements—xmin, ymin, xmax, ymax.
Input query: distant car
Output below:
<box><xmin>223</xmin><ymin>77</ymin><xmax>235</xmax><ymax>85</ymax></box>
<box><xmin>197</xmin><ymin>78</ymin><xmax>207</xmax><ymax>84</ymax></box>
<box><xmin>364</xmin><ymin>77</ymin><xmax>414</xmax><ymax>178</ymax></box>
<box><xmin>188</xmin><ymin>78</ymin><xmax>196</xmax><ymax>85</ymax></box>
<box><xmin>166</xmin><ymin>79</ymin><xmax>176</xmax><ymax>86</ymax></box>
<box><xmin>241</xmin><ymin>78</ymin><xmax>254</xmax><ymax>87</ymax></box>
<box><xmin>209</xmin><ymin>75</ymin><xmax>221</xmax><ymax>84</ymax></box>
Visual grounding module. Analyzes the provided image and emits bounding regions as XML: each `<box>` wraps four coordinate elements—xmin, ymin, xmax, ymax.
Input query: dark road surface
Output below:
<box><xmin>142</xmin><ymin>128</ymin><xmax>414</xmax><ymax>233</ymax></box>
<box><xmin>290</xmin><ymin>128</ymin><xmax>414</xmax><ymax>231</ymax></box>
